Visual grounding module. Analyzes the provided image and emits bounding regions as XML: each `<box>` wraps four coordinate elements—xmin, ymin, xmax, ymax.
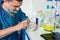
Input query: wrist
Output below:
<box><xmin>13</xmin><ymin>25</ymin><xmax>21</xmax><ymax>31</ymax></box>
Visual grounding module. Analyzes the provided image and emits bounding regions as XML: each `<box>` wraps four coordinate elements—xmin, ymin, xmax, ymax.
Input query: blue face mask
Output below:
<box><xmin>8</xmin><ymin>9</ymin><xmax>14</xmax><ymax>13</ymax></box>
<box><xmin>8</xmin><ymin>8</ymin><xmax>18</xmax><ymax>13</ymax></box>
<box><xmin>6</xmin><ymin>4</ymin><xmax>17</xmax><ymax>13</ymax></box>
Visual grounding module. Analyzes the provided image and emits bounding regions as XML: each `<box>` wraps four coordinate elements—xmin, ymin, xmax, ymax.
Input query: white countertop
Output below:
<box><xmin>26</xmin><ymin>27</ymin><xmax>52</xmax><ymax>40</ymax></box>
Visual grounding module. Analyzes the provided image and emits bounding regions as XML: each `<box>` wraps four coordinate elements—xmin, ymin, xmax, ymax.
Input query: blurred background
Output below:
<box><xmin>21</xmin><ymin>0</ymin><xmax>60</xmax><ymax>40</ymax></box>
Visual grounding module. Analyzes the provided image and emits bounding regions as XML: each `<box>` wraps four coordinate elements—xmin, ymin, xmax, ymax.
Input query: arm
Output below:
<box><xmin>0</xmin><ymin>21</ymin><xmax>27</xmax><ymax>38</ymax></box>
<box><xmin>0</xmin><ymin>26</ymin><xmax>17</xmax><ymax>38</ymax></box>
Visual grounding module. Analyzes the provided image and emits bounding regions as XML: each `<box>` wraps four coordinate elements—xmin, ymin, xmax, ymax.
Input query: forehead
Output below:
<box><xmin>10</xmin><ymin>0</ymin><xmax>22</xmax><ymax>6</ymax></box>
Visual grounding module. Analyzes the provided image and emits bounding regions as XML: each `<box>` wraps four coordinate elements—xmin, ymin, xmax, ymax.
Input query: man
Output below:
<box><xmin>0</xmin><ymin>0</ymin><xmax>30</xmax><ymax>40</ymax></box>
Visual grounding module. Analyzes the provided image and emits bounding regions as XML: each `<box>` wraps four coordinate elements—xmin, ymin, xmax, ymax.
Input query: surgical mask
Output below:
<box><xmin>8</xmin><ymin>8</ymin><xmax>14</xmax><ymax>13</ymax></box>
<box><xmin>6</xmin><ymin>4</ymin><xmax>17</xmax><ymax>13</ymax></box>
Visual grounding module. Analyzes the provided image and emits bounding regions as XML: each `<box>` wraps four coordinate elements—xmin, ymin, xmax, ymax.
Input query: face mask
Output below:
<box><xmin>6</xmin><ymin>4</ymin><xmax>17</xmax><ymax>13</ymax></box>
<box><xmin>8</xmin><ymin>8</ymin><xmax>14</xmax><ymax>13</ymax></box>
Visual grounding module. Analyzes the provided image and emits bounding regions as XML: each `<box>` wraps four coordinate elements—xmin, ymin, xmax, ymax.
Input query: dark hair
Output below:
<box><xmin>16</xmin><ymin>0</ymin><xmax>23</xmax><ymax>2</ymax></box>
<box><xmin>8</xmin><ymin>0</ymin><xmax>23</xmax><ymax>2</ymax></box>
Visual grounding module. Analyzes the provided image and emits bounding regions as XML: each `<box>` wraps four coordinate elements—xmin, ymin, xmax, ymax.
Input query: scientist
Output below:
<box><xmin>0</xmin><ymin>0</ymin><xmax>30</xmax><ymax>40</ymax></box>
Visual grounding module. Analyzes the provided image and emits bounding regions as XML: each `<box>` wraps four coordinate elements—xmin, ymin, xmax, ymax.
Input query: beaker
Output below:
<box><xmin>41</xmin><ymin>11</ymin><xmax>55</xmax><ymax>32</ymax></box>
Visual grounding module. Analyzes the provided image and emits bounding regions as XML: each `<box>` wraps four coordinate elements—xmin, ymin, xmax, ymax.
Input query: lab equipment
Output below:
<box><xmin>55</xmin><ymin>0</ymin><xmax>60</xmax><ymax>1</ymax></box>
<box><xmin>41</xmin><ymin>33</ymin><xmax>54</xmax><ymax>40</ymax></box>
<box><xmin>27</xmin><ymin>21</ymin><xmax>38</xmax><ymax>32</ymax></box>
<box><xmin>40</xmin><ymin>32</ymin><xmax>60</xmax><ymax>40</ymax></box>
<box><xmin>51</xmin><ymin>5</ymin><xmax>55</xmax><ymax>9</ymax></box>
<box><xmin>55</xmin><ymin>13</ymin><xmax>60</xmax><ymax>28</ymax></box>
<box><xmin>54</xmin><ymin>1</ymin><xmax>60</xmax><ymax>40</ymax></box>
<box><xmin>37</xmin><ymin>10</ymin><xmax>45</xmax><ymax>27</ymax></box>
<box><xmin>37</xmin><ymin>10</ymin><xmax>55</xmax><ymax>32</ymax></box>
<box><xmin>27</xmin><ymin>16</ymin><xmax>39</xmax><ymax>31</ymax></box>
<box><xmin>33</xmin><ymin>18</ymin><xmax>38</xmax><ymax>31</ymax></box>
<box><xmin>42</xmin><ymin>17</ymin><xmax>55</xmax><ymax>32</ymax></box>
<box><xmin>47</xmin><ymin>5</ymin><xmax>50</xmax><ymax>9</ymax></box>
<box><xmin>36</xmin><ymin>18</ymin><xmax>38</xmax><ymax>25</ymax></box>
<box><xmin>42</xmin><ymin>24</ymin><xmax>54</xmax><ymax>32</ymax></box>
<box><xmin>46</xmin><ymin>5</ymin><xmax>55</xmax><ymax>9</ymax></box>
<box><xmin>54</xmin><ymin>32</ymin><xmax>60</xmax><ymax>39</ymax></box>
<box><xmin>47</xmin><ymin>0</ymin><xmax>53</xmax><ymax>1</ymax></box>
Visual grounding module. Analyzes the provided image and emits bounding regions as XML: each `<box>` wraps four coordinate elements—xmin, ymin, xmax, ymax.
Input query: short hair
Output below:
<box><xmin>16</xmin><ymin>0</ymin><xmax>23</xmax><ymax>2</ymax></box>
<box><xmin>7</xmin><ymin>0</ymin><xmax>23</xmax><ymax>2</ymax></box>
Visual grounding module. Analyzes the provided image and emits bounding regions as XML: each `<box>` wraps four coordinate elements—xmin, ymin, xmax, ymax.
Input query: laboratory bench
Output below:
<box><xmin>27</xmin><ymin>27</ymin><xmax>60</xmax><ymax>40</ymax></box>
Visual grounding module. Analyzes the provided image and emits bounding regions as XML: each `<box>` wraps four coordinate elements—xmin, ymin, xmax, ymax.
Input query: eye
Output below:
<box><xmin>14</xmin><ymin>6</ymin><xmax>19</xmax><ymax>7</ymax></box>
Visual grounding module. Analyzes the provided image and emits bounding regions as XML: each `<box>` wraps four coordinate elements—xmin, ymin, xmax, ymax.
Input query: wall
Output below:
<box><xmin>21</xmin><ymin>0</ymin><xmax>60</xmax><ymax>40</ymax></box>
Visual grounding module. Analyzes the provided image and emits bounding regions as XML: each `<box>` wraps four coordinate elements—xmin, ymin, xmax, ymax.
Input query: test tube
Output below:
<box><xmin>33</xmin><ymin>18</ymin><xmax>38</xmax><ymax>31</ymax></box>
<box><xmin>36</xmin><ymin>18</ymin><xmax>38</xmax><ymax>25</ymax></box>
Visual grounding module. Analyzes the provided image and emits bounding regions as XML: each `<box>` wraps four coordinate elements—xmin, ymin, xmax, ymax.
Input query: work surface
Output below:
<box><xmin>27</xmin><ymin>27</ymin><xmax>51</xmax><ymax>40</ymax></box>
<box><xmin>26</xmin><ymin>27</ymin><xmax>60</xmax><ymax>40</ymax></box>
